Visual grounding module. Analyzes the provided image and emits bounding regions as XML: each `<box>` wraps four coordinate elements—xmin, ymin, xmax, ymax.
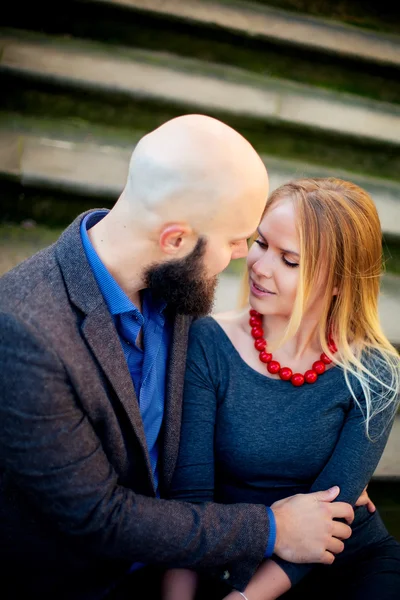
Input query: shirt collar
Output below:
<box><xmin>80</xmin><ymin>210</ymin><xmax>167</xmax><ymax>318</ymax></box>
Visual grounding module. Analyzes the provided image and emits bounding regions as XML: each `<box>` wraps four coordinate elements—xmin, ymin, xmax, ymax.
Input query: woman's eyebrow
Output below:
<box><xmin>256</xmin><ymin>227</ymin><xmax>300</xmax><ymax>257</ymax></box>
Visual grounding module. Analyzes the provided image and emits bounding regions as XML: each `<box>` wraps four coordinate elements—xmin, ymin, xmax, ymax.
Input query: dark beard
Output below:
<box><xmin>144</xmin><ymin>237</ymin><xmax>218</xmax><ymax>317</ymax></box>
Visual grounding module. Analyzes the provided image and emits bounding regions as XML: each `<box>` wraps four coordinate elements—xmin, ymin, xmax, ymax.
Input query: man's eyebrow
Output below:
<box><xmin>256</xmin><ymin>227</ymin><xmax>300</xmax><ymax>257</ymax></box>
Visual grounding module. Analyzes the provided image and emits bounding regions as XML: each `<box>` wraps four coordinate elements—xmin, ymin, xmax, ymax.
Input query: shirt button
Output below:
<box><xmin>222</xmin><ymin>570</ymin><xmax>230</xmax><ymax>580</ymax></box>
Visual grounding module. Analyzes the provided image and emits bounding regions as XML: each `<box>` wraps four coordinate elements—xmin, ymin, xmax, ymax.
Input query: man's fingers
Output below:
<box><xmin>321</xmin><ymin>551</ymin><xmax>335</xmax><ymax>565</ymax></box>
<box><xmin>330</xmin><ymin>502</ymin><xmax>354</xmax><ymax>524</ymax></box>
<box><xmin>332</xmin><ymin>521</ymin><xmax>352</xmax><ymax>541</ymax></box>
<box><xmin>312</xmin><ymin>486</ymin><xmax>340</xmax><ymax>502</ymax></box>
<box><xmin>367</xmin><ymin>499</ymin><xmax>376</xmax><ymax>513</ymax></box>
<box><xmin>326</xmin><ymin>537</ymin><xmax>345</xmax><ymax>555</ymax></box>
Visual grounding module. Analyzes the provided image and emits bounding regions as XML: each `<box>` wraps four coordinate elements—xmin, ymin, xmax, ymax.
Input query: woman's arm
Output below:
<box><xmin>166</xmin><ymin>320</ymin><xmax>278</xmax><ymax>596</ymax></box>
<box><xmin>267</xmin><ymin>385</ymin><xmax>397</xmax><ymax>588</ymax></box>
<box><xmin>219</xmin><ymin>384</ymin><xmax>397</xmax><ymax>599</ymax></box>
<box><xmin>163</xmin><ymin>325</ymin><xmax>218</xmax><ymax>600</ymax></box>
<box><xmin>168</xmin><ymin>332</ymin><xmax>217</xmax><ymax>504</ymax></box>
<box><xmin>162</xmin><ymin>569</ymin><xmax>199</xmax><ymax>600</ymax></box>
<box><xmin>224</xmin><ymin>561</ymin><xmax>291</xmax><ymax>600</ymax></box>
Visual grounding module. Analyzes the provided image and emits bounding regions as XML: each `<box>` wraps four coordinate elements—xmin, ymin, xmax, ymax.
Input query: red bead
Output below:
<box><xmin>320</xmin><ymin>352</ymin><xmax>332</xmax><ymax>364</ymax></box>
<box><xmin>251</xmin><ymin>327</ymin><xmax>264</xmax><ymax>339</ymax></box>
<box><xmin>267</xmin><ymin>360</ymin><xmax>281</xmax><ymax>374</ymax></box>
<box><xmin>254</xmin><ymin>338</ymin><xmax>266</xmax><ymax>351</ymax></box>
<box><xmin>279</xmin><ymin>367</ymin><xmax>293</xmax><ymax>381</ymax></box>
<box><xmin>249</xmin><ymin>316</ymin><xmax>262</xmax><ymax>327</ymax></box>
<box><xmin>259</xmin><ymin>351</ymin><xmax>272</xmax><ymax>363</ymax></box>
<box><xmin>291</xmin><ymin>373</ymin><xmax>305</xmax><ymax>387</ymax></box>
<box><xmin>248</xmin><ymin>309</ymin><xmax>331</xmax><ymax>387</ymax></box>
<box><xmin>304</xmin><ymin>370</ymin><xmax>318</xmax><ymax>384</ymax></box>
<box><xmin>312</xmin><ymin>361</ymin><xmax>326</xmax><ymax>375</ymax></box>
<box><xmin>328</xmin><ymin>337</ymin><xmax>337</xmax><ymax>353</ymax></box>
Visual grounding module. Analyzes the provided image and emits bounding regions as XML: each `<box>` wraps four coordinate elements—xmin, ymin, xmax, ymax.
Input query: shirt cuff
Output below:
<box><xmin>264</xmin><ymin>506</ymin><xmax>277</xmax><ymax>558</ymax></box>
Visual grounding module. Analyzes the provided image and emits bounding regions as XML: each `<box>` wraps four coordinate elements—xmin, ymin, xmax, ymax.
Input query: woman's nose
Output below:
<box><xmin>252</xmin><ymin>257</ymin><xmax>273</xmax><ymax>279</ymax></box>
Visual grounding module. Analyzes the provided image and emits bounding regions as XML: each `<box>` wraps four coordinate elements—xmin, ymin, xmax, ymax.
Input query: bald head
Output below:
<box><xmin>89</xmin><ymin>116</ymin><xmax>269</xmax><ymax>305</ymax></box>
<box><xmin>120</xmin><ymin>114</ymin><xmax>268</xmax><ymax>228</ymax></box>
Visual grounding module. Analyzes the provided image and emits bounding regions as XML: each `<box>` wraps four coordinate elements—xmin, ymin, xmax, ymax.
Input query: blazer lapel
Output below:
<box><xmin>161</xmin><ymin>313</ymin><xmax>192</xmax><ymax>490</ymax></box>
<box><xmin>81</xmin><ymin>305</ymin><xmax>154</xmax><ymax>487</ymax></box>
<box><xmin>55</xmin><ymin>212</ymin><xmax>155</xmax><ymax>491</ymax></box>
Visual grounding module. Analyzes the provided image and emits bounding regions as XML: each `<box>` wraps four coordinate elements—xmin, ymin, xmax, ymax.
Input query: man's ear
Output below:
<box><xmin>159</xmin><ymin>224</ymin><xmax>194</xmax><ymax>255</ymax></box>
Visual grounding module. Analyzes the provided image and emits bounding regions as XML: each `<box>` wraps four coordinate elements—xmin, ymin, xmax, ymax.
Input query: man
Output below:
<box><xmin>0</xmin><ymin>115</ymin><xmax>373</xmax><ymax>599</ymax></box>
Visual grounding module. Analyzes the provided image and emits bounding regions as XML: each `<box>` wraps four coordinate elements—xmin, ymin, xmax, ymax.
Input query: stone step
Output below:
<box><xmin>4</xmin><ymin>2</ymin><xmax>398</xmax><ymax>107</ymax></box>
<box><xmin>1</xmin><ymin>128</ymin><xmax>399</xmax><ymax>238</ymax></box>
<box><xmin>1</xmin><ymin>31</ymin><xmax>399</xmax><ymax>147</ymax></box>
<box><xmin>92</xmin><ymin>0</ymin><xmax>400</xmax><ymax>68</ymax></box>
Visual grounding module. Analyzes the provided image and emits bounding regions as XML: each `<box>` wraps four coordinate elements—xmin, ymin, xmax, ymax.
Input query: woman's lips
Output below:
<box><xmin>250</xmin><ymin>280</ymin><xmax>276</xmax><ymax>297</ymax></box>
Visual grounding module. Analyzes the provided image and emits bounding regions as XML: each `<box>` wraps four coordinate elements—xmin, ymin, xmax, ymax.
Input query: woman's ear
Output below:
<box><xmin>159</xmin><ymin>223</ymin><xmax>194</xmax><ymax>255</ymax></box>
<box><xmin>332</xmin><ymin>285</ymin><xmax>339</xmax><ymax>296</ymax></box>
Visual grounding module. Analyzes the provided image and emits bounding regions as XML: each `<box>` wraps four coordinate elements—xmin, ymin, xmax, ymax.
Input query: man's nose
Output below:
<box><xmin>232</xmin><ymin>240</ymin><xmax>248</xmax><ymax>260</ymax></box>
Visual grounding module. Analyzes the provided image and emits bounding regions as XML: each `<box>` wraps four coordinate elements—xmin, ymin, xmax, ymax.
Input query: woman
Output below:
<box><xmin>164</xmin><ymin>178</ymin><xmax>400</xmax><ymax>599</ymax></box>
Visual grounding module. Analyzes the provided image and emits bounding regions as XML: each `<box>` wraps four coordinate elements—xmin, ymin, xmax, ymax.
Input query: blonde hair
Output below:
<box><xmin>242</xmin><ymin>177</ymin><xmax>399</xmax><ymax>437</ymax></box>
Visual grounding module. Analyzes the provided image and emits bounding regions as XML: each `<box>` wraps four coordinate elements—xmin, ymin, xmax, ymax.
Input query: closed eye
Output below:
<box><xmin>256</xmin><ymin>239</ymin><xmax>298</xmax><ymax>267</ymax></box>
<box><xmin>283</xmin><ymin>256</ymin><xmax>299</xmax><ymax>268</ymax></box>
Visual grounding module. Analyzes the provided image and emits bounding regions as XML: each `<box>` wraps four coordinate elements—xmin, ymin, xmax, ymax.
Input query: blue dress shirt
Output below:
<box><xmin>81</xmin><ymin>211</ymin><xmax>171</xmax><ymax>495</ymax></box>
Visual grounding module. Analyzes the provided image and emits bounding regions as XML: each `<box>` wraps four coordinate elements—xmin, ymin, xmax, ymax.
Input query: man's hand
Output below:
<box><xmin>271</xmin><ymin>486</ymin><xmax>354</xmax><ymax>565</ymax></box>
<box><xmin>355</xmin><ymin>486</ymin><xmax>376</xmax><ymax>513</ymax></box>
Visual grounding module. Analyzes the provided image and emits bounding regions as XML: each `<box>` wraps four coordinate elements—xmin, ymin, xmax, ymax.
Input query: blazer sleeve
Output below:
<box><xmin>272</xmin><ymin>375</ymin><xmax>398</xmax><ymax>586</ymax></box>
<box><xmin>0</xmin><ymin>312</ymin><xmax>269</xmax><ymax>590</ymax></box>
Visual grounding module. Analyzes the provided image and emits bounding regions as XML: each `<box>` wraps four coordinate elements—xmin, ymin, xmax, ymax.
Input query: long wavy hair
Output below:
<box><xmin>241</xmin><ymin>177</ymin><xmax>399</xmax><ymax>437</ymax></box>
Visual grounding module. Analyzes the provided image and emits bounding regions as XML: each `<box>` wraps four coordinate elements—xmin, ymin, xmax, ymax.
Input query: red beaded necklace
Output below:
<box><xmin>249</xmin><ymin>309</ymin><xmax>337</xmax><ymax>387</ymax></box>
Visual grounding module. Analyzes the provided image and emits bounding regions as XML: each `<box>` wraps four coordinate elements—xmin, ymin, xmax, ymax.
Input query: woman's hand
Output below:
<box><xmin>355</xmin><ymin>486</ymin><xmax>376</xmax><ymax>513</ymax></box>
<box><xmin>222</xmin><ymin>560</ymin><xmax>291</xmax><ymax>600</ymax></box>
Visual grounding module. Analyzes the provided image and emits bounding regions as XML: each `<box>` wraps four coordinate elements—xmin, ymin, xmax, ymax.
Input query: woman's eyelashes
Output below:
<box><xmin>255</xmin><ymin>239</ymin><xmax>299</xmax><ymax>268</ymax></box>
<box><xmin>255</xmin><ymin>239</ymin><xmax>268</xmax><ymax>249</ymax></box>
<box><xmin>283</xmin><ymin>257</ymin><xmax>299</xmax><ymax>268</ymax></box>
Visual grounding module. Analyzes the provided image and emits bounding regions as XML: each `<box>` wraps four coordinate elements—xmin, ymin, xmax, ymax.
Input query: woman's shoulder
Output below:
<box><xmin>190</xmin><ymin>310</ymin><xmax>243</xmax><ymax>339</ymax></box>
<box><xmin>188</xmin><ymin>311</ymin><xmax>245</xmax><ymax>365</ymax></box>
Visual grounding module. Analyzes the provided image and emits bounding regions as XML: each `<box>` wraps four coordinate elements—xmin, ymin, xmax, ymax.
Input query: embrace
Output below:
<box><xmin>0</xmin><ymin>115</ymin><xmax>399</xmax><ymax>600</ymax></box>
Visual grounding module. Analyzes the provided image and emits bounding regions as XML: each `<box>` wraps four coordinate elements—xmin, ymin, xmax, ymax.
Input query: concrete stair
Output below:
<box><xmin>1</xmin><ymin>31</ymin><xmax>399</xmax><ymax>146</ymax></box>
<box><xmin>99</xmin><ymin>0</ymin><xmax>400</xmax><ymax>66</ymax></box>
<box><xmin>1</xmin><ymin>128</ymin><xmax>399</xmax><ymax>237</ymax></box>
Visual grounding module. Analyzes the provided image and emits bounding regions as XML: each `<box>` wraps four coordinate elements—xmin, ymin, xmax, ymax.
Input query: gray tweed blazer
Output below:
<box><xmin>0</xmin><ymin>212</ymin><xmax>269</xmax><ymax>599</ymax></box>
